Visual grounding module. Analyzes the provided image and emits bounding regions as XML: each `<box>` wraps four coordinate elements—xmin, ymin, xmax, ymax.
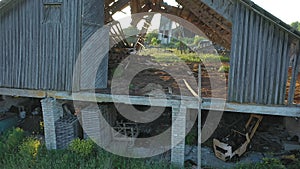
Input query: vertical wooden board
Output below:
<box><xmin>279</xmin><ymin>34</ymin><xmax>290</xmax><ymax>104</ymax></box>
<box><xmin>8</xmin><ymin>12</ymin><xmax>12</xmax><ymax>87</ymax></box>
<box><xmin>229</xmin><ymin>3</ymin><xmax>243</xmax><ymax>101</ymax></box>
<box><xmin>69</xmin><ymin>0</ymin><xmax>80</xmax><ymax>91</ymax></box>
<box><xmin>73</xmin><ymin>0</ymin><xmax>82</xmax><ymax>92</ymax></box>
<box><xmin>239</xmin><ymin>6</ymin><xmax>250</xmax><ymax>102</ymax></box>
<box><xmin>63</xmin><ymin>0</ymin><xmax>71</xmax><ymax>91</ymax></box>
<box><xmin>38</xmin><ymin>1</ymin><xmax>43</xmax><ymax>89</ymax></box>
<box><xmin>235</xmin><ymin>4</ymin><xmax>247</xmax><ymax>102</ymax></box>
<box><xmin>1</xmin><ymin>13</ymin><xmax>5</xmax><ymax>86</ymax></box>
<box><xmin>61</xmin><ymin>1</ymin><xmax>69</xmax><ymax>91</ymax></box>
<box><xmin>54</xmin><ymin>25</ymin><xmax>61</xmax><ymax>90</ymax></box>
<box><xmin>45</xmin><ymin>24</ymin><xmax>54</xmax><ymax>90</ymax></box>
<box><xmin>11</xmin><ymin>7</ymin><xmax>16</xmax><ymax>88</ymax></box>
<box><xmin>263</xmin><ymin>23</ymin><xmax>274</xmax><ymax>104</ymax></box>
<box><xmin>249</xmin><ymin>12</ymin><xmax>260</xmax><ymax>103</ymax></box>
<box><xmin>0</xmin><ymin>13</ymin><xmax>3</xmax><ymax>86</ymax></box>
<box><xmin>267</xmin><ymin>26</ymin><xmax>279</xmax><ymax>104</ymax></box>
<box><xmin>26</xmin><ymin>1</ymin><xmax>33</xmax><ymax>89</ymax></box>
<box><xmin>257</xmin><ymin>20</ymin><xmax>269</xmax><ymax>103</ymax></box>
<box><xmin>32</xmin><ymin>0</ymin><xmax>38</xmax><ymax>88</ymax></box>
<box><xmin>274</xmin><ymin>30</ymin><xmax>284</xmax><ymax>104</ymax></box>
<box><xmin>228</xmin><ymin>1</ymin><xmax>241</xmax><ymax>101</ymax></box>
<box><xmin>288</xmin><ymin>40</ymin><xmax>300</xmax><ymax>104</ymax></box>
<box><xmin>255</xmin><ymin>15</ymin><xmax>263</xmax><ymax>102</ymax></box>
<box><xmin>21</xmin><ymin>5</ymin><xmax>26</xmax><ymax>88</ymax></box>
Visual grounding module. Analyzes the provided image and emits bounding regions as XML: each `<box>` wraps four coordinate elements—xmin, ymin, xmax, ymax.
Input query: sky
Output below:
<box><xmin>251</xmin><ymin>0</ymin><xmax>300</xmax><ymax>24</ymax></box>
<box><xmin>113</xmin><ymin>0</ymin><xmax>300</xmax><ymax>25</ymax></box>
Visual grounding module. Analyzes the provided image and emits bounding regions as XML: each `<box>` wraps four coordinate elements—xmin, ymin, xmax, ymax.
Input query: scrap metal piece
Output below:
<box><xmin>213</xmin><ymin>114</ymin><xmax>263</xmax><ymax>161</ymax></box>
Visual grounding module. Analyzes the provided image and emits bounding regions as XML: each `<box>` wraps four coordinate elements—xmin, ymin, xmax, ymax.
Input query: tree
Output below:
<box><xmin>146</xmin><ymin>32</ymin><xmax>159</xmax><ymax>44</ymax></box>
<box><xmin>291</xmin><ymin>21</ymin><xmax>300</xmax><ymax>31</ymax></box>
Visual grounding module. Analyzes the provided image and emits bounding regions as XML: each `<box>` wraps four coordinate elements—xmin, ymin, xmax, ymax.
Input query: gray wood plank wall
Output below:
<box><xmin>228</xmin><ymin>1</ymin><xmax>298</xmax><ymax>105</ymax></box>
<box><xmin>0</xmin><ymin>0</ymin><xmax>107</xmax><ymax>92</ymax></box>
<box><xmin>80</xmin><ymin>0</ymin><xmax>108</xmax><ymax>90</ymax></box>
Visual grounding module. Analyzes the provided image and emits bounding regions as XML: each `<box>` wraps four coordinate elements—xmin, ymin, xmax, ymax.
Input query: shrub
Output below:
<box><xmin>69</xmin><ymin>138</ymin><xmax>95</xmax><ymax>157</ymax></box>
<box><xmin>0</xmin><ymin>128</ymin><xmax>25</xmax><ymax>157</ymax></box>
<box><xmin>19</xmin><ymin>137</ymin><xmax>41</xmax><ymax>158</ymax></box>
<box><xmin>218</xmin><ymin>65</ymin><xmax>230</xmax><ymax>73</ymax></box>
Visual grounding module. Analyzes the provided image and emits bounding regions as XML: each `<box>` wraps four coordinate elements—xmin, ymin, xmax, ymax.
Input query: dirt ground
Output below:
<box><xmin>105</xmin><ymin>52</ymin><xmax>299</xmax><ymax>104</ymax></box>
<box><xmin>105</xmin><ymin>52</ymin><xmax>228</xmax><ymax>99</ymax></box>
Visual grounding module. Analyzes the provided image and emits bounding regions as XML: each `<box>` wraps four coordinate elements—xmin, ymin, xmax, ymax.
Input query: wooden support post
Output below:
<box><xmin>171</xmin><ymin>105</ymin><xmax>186</xmax><ymax>166</ymax></box>
<box><xmin>81</xmin><ymin>104</ymin><xmax>114</xmax><ymax>147</ymax></box>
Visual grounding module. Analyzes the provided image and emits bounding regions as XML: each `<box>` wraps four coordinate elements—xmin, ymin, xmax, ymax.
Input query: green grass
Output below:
<box><xmin>0</xmin><ymin>128</ymin><xmax>181</xmax><ymax>169</ymax></box>
<box><xmin>139</xmin><ymin>48</ymin><xmax>230</xmax><ymax>63</ymax></box>
<box><xmin>233</xmin><ymin>157</ymin><xmax>300</xmax><ymax>169</ymax></box>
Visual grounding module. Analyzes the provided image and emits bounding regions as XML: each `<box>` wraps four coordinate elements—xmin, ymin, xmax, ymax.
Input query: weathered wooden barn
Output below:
<box><xmin>0</xmin><ymin>0</ymin><xmax>299</xmax><ymax>167</ymax></box>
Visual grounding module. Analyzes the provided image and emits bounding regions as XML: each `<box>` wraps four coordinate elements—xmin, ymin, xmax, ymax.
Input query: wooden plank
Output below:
<box><xmin>234</xmin><ymin>4</ymin><xmax>245</xmax><ymax>102</ymax></box>
<box><xmin>274</xmin><ymin>30</ymin><xmax>284</xmax><ymax>104</ymax></box>
<box><xmin>257</xmin><ymin>20</ymin><xmax>269</xmax><ymax>103</ymax></box>
<box><xmin>227</xmin><ymin>0</ymin><xmax>240</xmax><ymax>101</ymax></box>
<box><xmin>279</xmin><ymin>33</ymin><xmax>290</xmax><ymax>104</ymax></box>
<box><xmin>288</xmin><ymin>41</ymin><xmax>300</xmax><ymax>104</ymax></box>
<box><xmin>263</xmin><ymin>23</ymin><xmax>275</xmax><ymax>104</ymax></box>
<box><xmin>239</xmin><ymin>6</ymin><xmax>250</xmax><ymax>102</ymax></box>
<box><xmin>244</xmin><ymin>9</ymin><xmax>254</xmax><ymax>102</ymax></box>
<box><xmin>0</xmin><ymin>87</ymin><xmax>299</xmax><ymax>117</ymax></box>
<box><xmin>267</xmin><ymin>26</ymin><xmax>279</xmax><ymax>104</ymax></box>
<box><xmin>249</xmin><ymin>12</ymin><xmax>260</xmax><ymax>103</ymax></box>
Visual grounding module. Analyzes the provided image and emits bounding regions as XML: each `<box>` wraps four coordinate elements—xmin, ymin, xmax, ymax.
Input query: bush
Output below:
<box><xmin>69</xmin><ymin>138</ymin><xmax>95</xmax><ymax>157</ymax></box>
<box><xmin>151</xmin><ymin>37</ymin><xmax>161</xmax><ymax>46</ymax></box>
<box><xmin>218</xmin><ymin>65</ymin><xmax>230</xmax><ymax>73</ymax></box>
<box><xmin>19</xmin><ymin>137</ymin><xmax>41</xmax><ymax>158</ymax></box>
<box><xmin>0</xmin><ymin>128</ymin><xmax>25</xmax><ymax>157</ymax></box>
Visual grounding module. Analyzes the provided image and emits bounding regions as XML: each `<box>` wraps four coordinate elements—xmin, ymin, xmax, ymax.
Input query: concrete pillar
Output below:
<box><xmin>81</xmin><ymin>104</ymin><xmax>116</xmax><ymax>147</ymax></box>
<box><xmin>171</xmin><ymin>105</ymin><xmax>186</xmax><ymax>166</ymax></box>
<box><xmin>41</xmin><ymin>98</ymin><xmax>63</xmax><ymax>149</ymax></box>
